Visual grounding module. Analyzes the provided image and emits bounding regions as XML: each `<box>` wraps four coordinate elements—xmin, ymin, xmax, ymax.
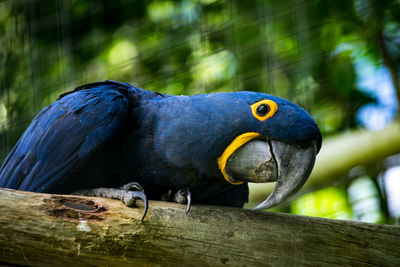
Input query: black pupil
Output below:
<box><xmin>256</xmin><ymin>104</ymin><xmax>270</xmax><ymax>116</ymax></box>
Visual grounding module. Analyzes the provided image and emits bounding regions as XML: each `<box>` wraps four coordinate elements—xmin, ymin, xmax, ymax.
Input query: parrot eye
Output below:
<box><xmin>256</xmin><ymin>104</ymin><xmax>270</xmax><ymax>116</ymax></box>
<box><xmin>250</xmin><ymin>99</ymin><xmax>278</xmax><ymax>121</ymax></box>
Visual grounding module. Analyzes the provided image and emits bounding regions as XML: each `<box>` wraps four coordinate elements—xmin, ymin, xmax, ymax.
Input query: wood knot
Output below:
<box><xmin>221</xmin><ymin>258</ymin><xmax>229</xmax><ymax>264</ymax></box>
<box><xmin>44</xmin><ymin>196</ymin><xmax>107</xmax><ymax>221</ymax></box>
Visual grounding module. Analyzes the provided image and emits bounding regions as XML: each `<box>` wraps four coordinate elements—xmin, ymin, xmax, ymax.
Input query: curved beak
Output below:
<box><xmin>224</xmin><ymin>139</ymin><xmax>318</xmax><ymax>210</ymax></box>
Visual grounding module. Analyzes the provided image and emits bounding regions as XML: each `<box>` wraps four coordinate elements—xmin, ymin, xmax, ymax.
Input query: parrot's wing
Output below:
<box><xmin>0</xmin><ymin>84</ymin><xmax>129</xmax><ymax>192</ymax></box>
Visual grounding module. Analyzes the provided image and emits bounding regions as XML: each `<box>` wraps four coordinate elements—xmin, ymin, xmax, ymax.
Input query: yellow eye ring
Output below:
<box><xmin>250</xmin><ymin>99</ymin><xmax>278</xmax><ymax>121</ymax></box>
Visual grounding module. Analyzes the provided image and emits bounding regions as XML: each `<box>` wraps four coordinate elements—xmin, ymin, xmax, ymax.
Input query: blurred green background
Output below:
<box><xmin>1</xmin><ymin>0</ymin><xmax>399</xmax><ymax>224</ymax></box>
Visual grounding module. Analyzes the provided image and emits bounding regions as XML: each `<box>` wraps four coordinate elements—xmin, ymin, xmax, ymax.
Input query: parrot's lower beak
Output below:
<box><xmin>224</xmin><ymin>139</ymin><xmax>317</xmax><ymax>210</ymax></box>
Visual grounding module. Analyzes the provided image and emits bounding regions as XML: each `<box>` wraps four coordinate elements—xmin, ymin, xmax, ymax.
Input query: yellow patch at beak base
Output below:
<box><xmin>217</xmin><ymin>132</ymin><xmax>261</xmax><ymax>185</ymax></box>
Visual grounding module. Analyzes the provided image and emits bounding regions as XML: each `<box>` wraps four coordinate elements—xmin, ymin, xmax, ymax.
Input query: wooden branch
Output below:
<box><xmin>309</xmin><ymin>120</ymin><xmax>400</xmax><ymax>186</ymax></box>
<box><xmin>1</xmin><ymin>189</ymin><xmax>400</xmax><ymax>266</ymax></box>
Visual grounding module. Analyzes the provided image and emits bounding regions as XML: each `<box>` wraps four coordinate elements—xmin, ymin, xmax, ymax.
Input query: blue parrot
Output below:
<box><xmin>0</xmin><ymin>81</ymin><xmax>321</xmax><ymax>219</ymax></box>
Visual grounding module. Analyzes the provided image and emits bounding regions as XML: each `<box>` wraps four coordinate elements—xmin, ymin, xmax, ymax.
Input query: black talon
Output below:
<box><xmin>171</xmin><ymin>188</ymin><xmax>192</xmax><ymax>214</ymax></box>
<box><xmin>128</xmin><ymin>190</ymin><xmax>148</xmax><ymax>221</ymax></box>
<box><xmin>185</xmin><ymin>188</ymin><xmax>192</xmax><ymax>214</ymax></box>
<box><xmin>167</xmin><ymin>189</ymin><xmax>173</xmax><ymax>200</ymax></box>
<box><xmin>121</xmin><ymin>182</ymin><xmax>144</xmax><ymax>193</ymax></box>
<box><xmin>121</xmin><ymin>182</ymin><xmax>148</xmax><ymax>221</ymax></box>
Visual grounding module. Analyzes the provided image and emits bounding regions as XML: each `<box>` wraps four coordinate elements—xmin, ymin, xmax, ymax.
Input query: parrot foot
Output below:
<box><xmin>162</xmin><ymin>188</ymin><xmax>192</xmax><ymax>214</ymax></box>
<box><xmin>72</xmin><ymin>183</ymin><xmax>148</xmax><ymax>221</ymax></box>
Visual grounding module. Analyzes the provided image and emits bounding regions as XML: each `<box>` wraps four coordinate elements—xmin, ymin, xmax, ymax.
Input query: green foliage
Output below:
<box><xmin>292</xmin><ymin>186</ymin><xmax>353</xmax><ymax>220</ymax></box>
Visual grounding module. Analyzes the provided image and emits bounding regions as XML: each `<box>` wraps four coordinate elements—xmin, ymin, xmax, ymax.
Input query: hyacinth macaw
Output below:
<box><xmin>0</xmin><ymin>81</ymin><xmax>322</xmax><ymax>219</ymax></box>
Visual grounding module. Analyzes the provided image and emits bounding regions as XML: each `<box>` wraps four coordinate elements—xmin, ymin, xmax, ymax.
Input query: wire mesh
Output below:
<box><xmin>0</xmin><ymin>0</ymin><xmax>398</xmax><ymax>223</ymax></box>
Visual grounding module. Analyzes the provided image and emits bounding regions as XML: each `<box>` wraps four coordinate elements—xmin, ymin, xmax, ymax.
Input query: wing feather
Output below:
<box><xmin>0</xmin><ymin>86</ymin><xmax>128</xmax><ymax>192</ymax></box>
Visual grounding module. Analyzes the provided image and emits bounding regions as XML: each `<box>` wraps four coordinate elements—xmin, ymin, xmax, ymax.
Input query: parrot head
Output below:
<box><xmin>155</xmin><ymin>91</ymin><xmax>322</xmax><ymax>210</ymax></box>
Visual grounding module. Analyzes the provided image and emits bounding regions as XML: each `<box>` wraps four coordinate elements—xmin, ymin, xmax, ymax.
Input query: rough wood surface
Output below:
<box><xmin>0</xmin><ymin>188</ymin><xmax>399</xmax><ymax>266</ymax></box>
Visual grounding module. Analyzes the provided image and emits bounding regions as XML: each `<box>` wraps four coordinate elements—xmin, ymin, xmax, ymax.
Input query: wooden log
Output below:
<box><xmin>0</xmin><ymin>188</ymin><xmax>399</xmax><ymax>266</ymax></box>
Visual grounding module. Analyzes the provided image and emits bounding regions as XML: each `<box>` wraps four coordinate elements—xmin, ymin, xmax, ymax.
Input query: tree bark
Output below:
<box><xmin>0</xmin><ymin>189</ymin><xmax>399</xmax><ymax>266</ymax></box>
